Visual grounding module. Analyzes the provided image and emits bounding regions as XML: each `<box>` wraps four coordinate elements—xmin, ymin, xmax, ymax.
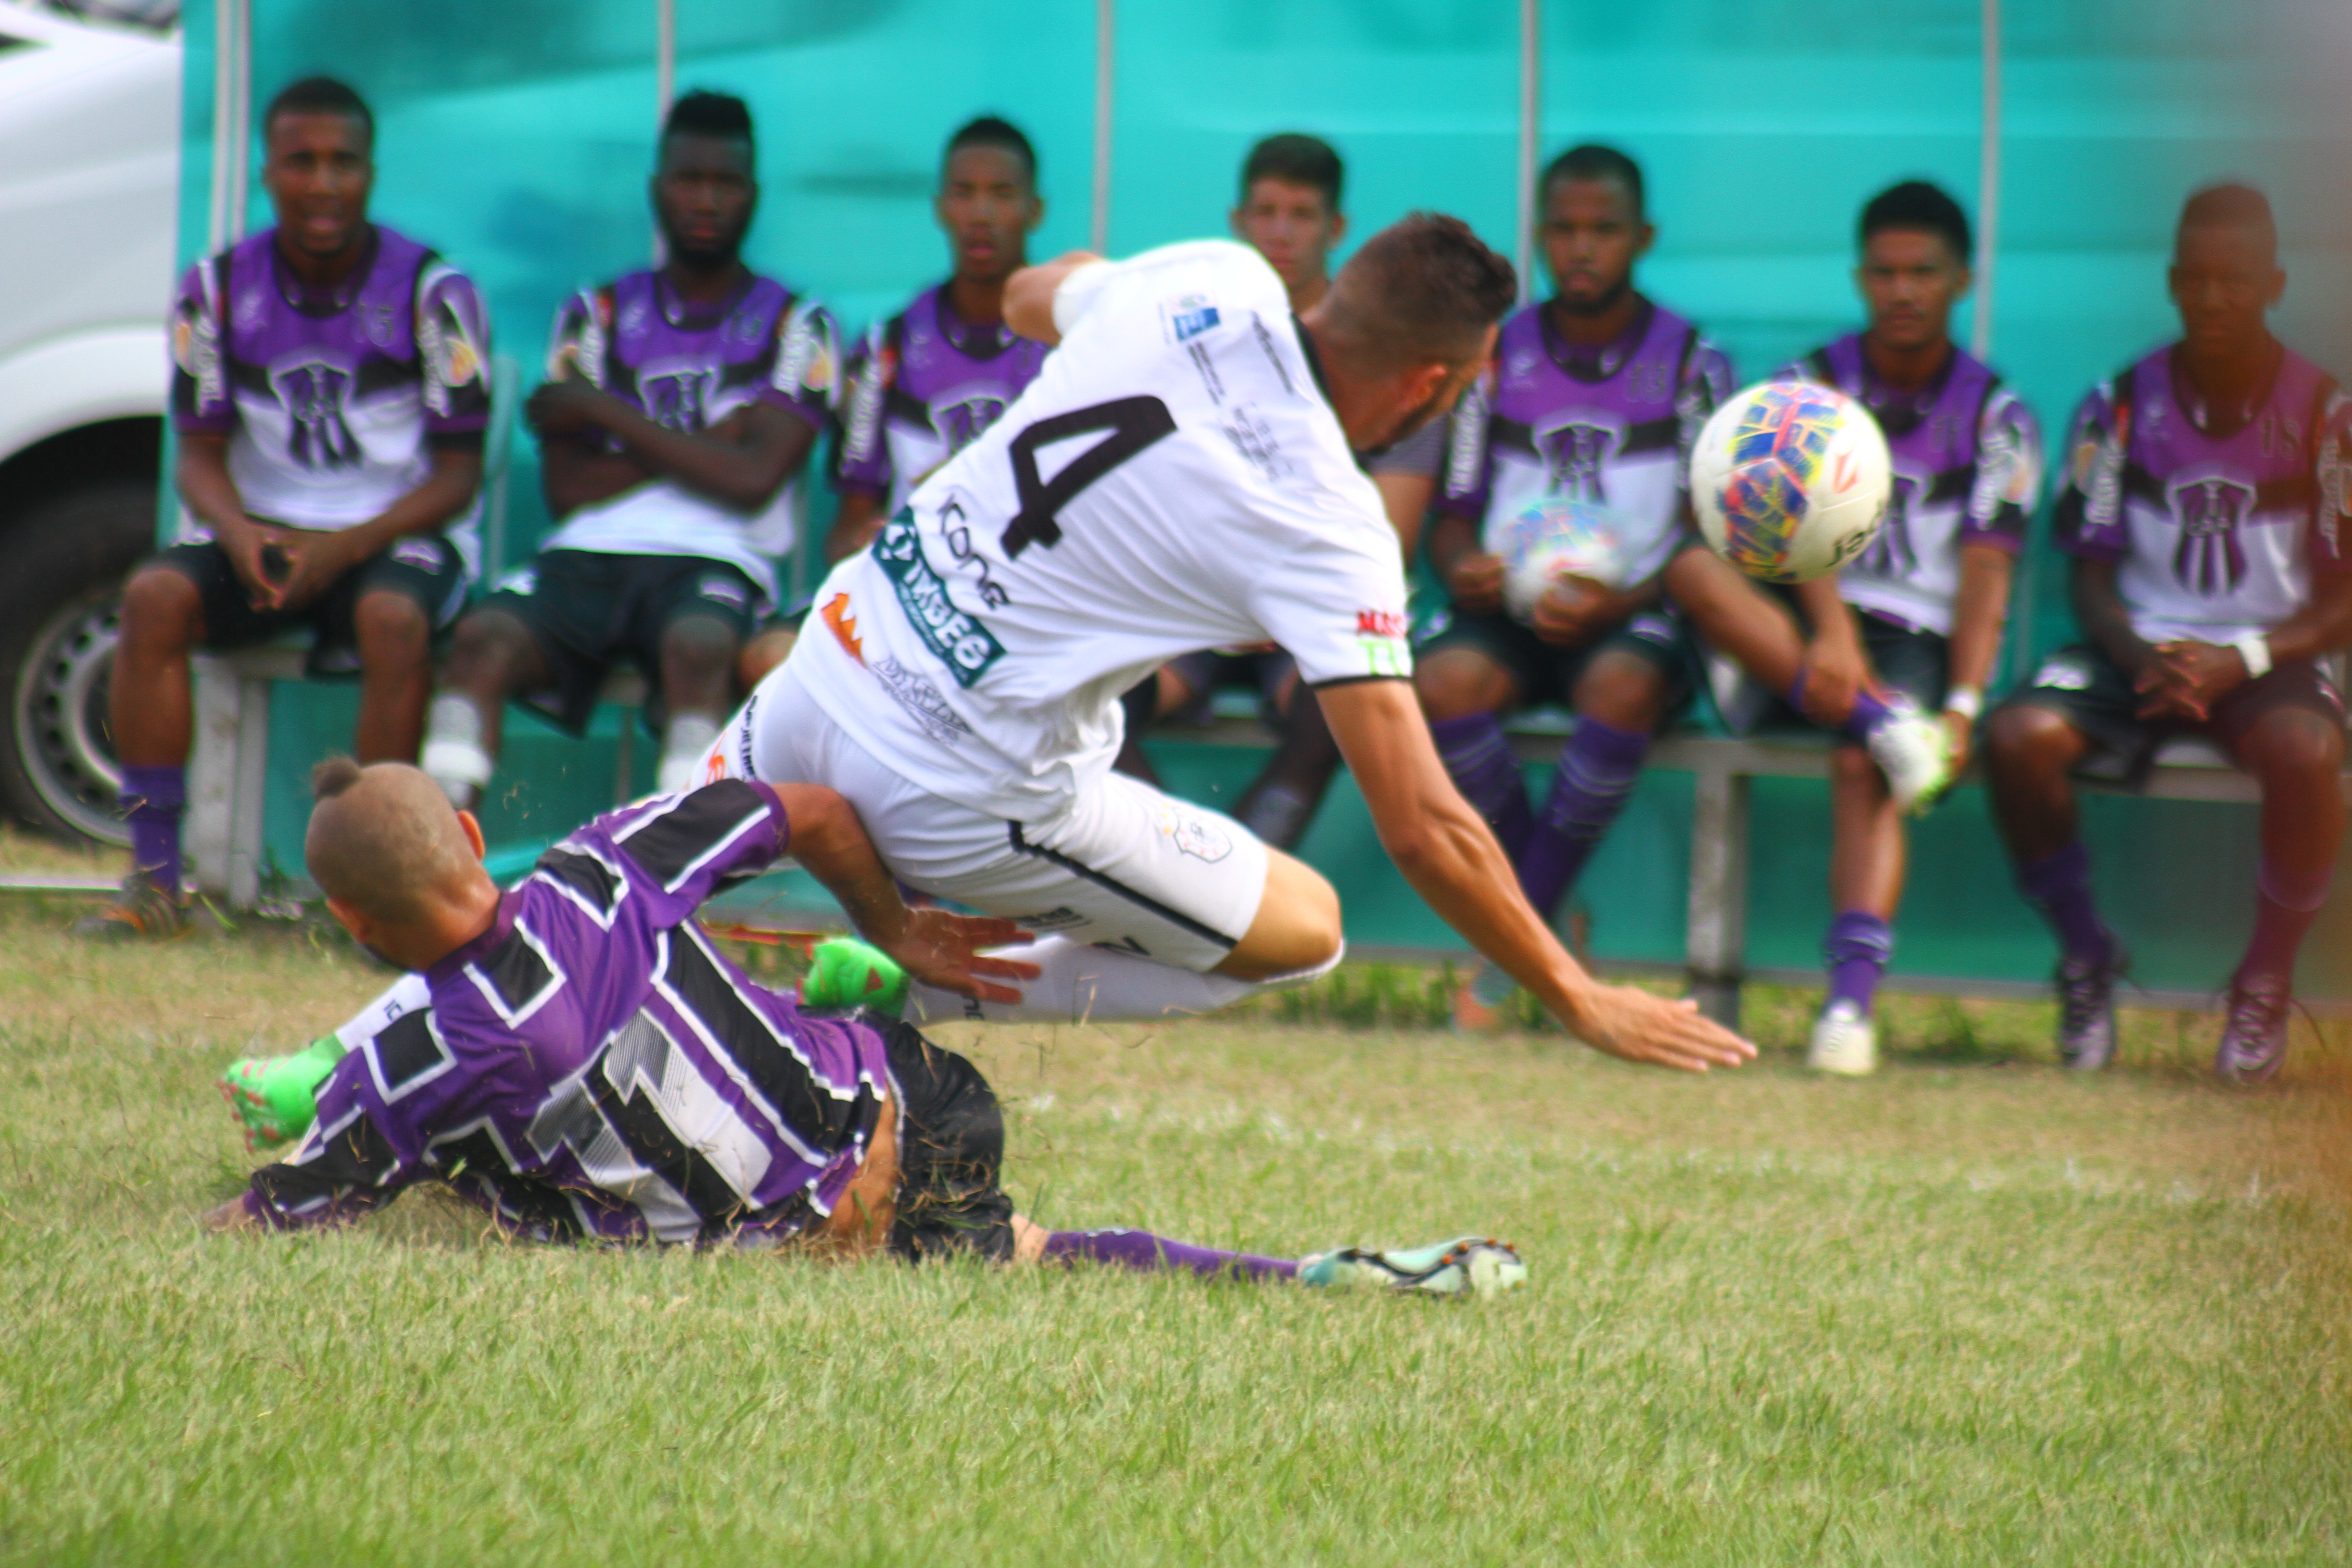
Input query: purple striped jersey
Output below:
<box><xmin>241</xmin><ymin>781</ymin><xmax>890</xmax><ymax>1245</ymax></box>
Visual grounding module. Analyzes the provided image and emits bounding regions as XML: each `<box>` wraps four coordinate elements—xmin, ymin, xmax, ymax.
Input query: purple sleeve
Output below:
<box><xmin>169</xmin><ymin>259</ymin><xmax>233</xmax><ymax>434</ymax></box>
<box><xmin>418</xmin><ymin>265</ymin><xmax>492</xmax><ymax>434</ymax></box>
<box><xmin>1957</xmin><ymin>388</ymin><xmax>2043</xmax><ymax>554</ymax></box>
<box><xmin>2312</xmin><ymin>387</ymin><xmax>2352</xmax><ymax>577</ymax></box>
<box><xmin>832</xmin><ymin>320</ymin><xmax>893</xmax><ymax>497</ymax></box>
<box><xmin>1437</xmin><ymin>369</ymin><xmax>1494</xmax><ymax>520</ymax></box>
<box><xmin>594</xmin><ymin>779</ymin><xmax>792</xmax><ymax>918</ymax></box>
<box><xmin>2051</xmin><ymin>383</ymin><xmax>2127</xmax><ymax>563</ymax></box>
<box><xmin>754</xmin><ymin>298</ymin><xmax>840</xmax><ymax>434</ymax></box>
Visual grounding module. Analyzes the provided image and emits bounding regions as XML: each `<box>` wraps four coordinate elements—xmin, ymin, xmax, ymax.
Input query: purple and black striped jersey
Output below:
<box><xmin>170</xmin><ymin>225</ymin><xmax>490</xmax><ymax>559</ymax></box>
<box><xmin>1779</xmin><ymin>334</ymin><xmax>2041</xmax><ymax>637</ymax></box>
<box><xmin>834</xmin><ymin>284</ymin><xmax>1051</xmax><ymax>517</ymax></box>
<box><xmin>241</xmin><ymin>781</ymin><xmax>890</xmax><ymax>1245</ymax></box>
<box><xmin>1443</xmin><ymin>296</ymin><xmax>1734</xmax><ymax>585</ymax></box>
<box><xmin>2056</xmin><ymin>343</ymin><xmax>2352</xmax><ymax>643</ymax></box>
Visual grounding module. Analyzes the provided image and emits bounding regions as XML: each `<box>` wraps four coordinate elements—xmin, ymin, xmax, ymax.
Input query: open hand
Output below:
<box><xmin>879</xmin><ymin>911</ymin><xmax>1039</xmax><ymax>1005</ymax></box>
<box><xmin>1564</xmin><ymin>982</ymin><xmax>1756</xmax><ymax>1073</ymax></box>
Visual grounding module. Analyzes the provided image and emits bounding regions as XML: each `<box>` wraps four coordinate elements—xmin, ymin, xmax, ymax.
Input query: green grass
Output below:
<box><xmin>2</xmin><ymin>869</ymin><xmax>2350</xmax><ymax>1565</ymax></box>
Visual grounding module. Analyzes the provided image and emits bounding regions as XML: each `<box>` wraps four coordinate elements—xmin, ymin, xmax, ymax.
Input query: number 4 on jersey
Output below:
<box><xmin>1001</xmin><ymin>396</ymin><xmax>1178</xmax><ymax>558</ymax></box>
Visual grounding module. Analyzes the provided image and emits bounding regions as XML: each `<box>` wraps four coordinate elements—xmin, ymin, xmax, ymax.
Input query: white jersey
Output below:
<box><xmin>782</xmin><ymin>240</ymin><xmax>1412</xmax><ymax>821</ymax></box>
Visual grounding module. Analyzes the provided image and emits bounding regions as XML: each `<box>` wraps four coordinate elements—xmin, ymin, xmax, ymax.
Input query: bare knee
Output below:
<box><xmin>445</xmin><ymin>609</ymin><xmax>537</xmax><ymax>694</ymax></box>
<box><xmin>1216</xmin><ymin>849</ymin><xmax>1343</xmax><ymax>980</ymax></box>
<box><xmin>661</xmin><ymin>616</ymin><xmax>740</xmax><ymax>713</ymax></box>
<box><xmin>352</xmin><ymin>591</ymin><xmax>430</xmax><ymax>669</ymax></box>
<box><xmin>1416</xmin><ymin>649</ymin><xmax>1514</xmax><ymax>723</ymax></box>
<box><xmin>1984</xmin><ymin>703</ymin><xmax>2081</xmax><ymax>781</ymax></box>
<box><xmin>2245</xmin><ymin>709</ymin><xmax>2345</xmax><ymax>784</ymax></box>
<box><xmin>1571</xmin><ymin>652</ymin><xmax>1667</xmax><ymax>733</ymax></box>
<box><xmin>118</xmin><ymin>567</ymin><xmax>204</xmax><ymax>652</ymax></box>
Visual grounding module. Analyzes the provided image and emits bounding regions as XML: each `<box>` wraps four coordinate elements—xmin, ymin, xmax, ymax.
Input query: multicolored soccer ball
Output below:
<box><xmin>1498</xmin><ymin>495</ymin><xmax>1634</xmax><ymax>623</ymax></box>
<box><xmin>1691</xmin><ymin>380</ymin><xmax>1891</xmax><ymax>583</ymax></box>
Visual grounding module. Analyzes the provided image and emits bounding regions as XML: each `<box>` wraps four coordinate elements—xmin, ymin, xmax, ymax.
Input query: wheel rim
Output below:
<box><xmin>13</xmin><ymin>588</ymin><xmax>129</xmax><ymax>845</ymax></box>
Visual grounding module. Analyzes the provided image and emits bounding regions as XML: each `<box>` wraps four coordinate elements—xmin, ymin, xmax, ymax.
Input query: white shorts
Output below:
<box><xmin>703</xmin><ymin>663</ymin><xmax>1270</xmax><ymax>973</ymax></box>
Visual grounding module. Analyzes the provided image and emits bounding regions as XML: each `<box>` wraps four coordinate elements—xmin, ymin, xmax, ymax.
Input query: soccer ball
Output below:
<box><xmin>1691</xmin><ymin>380</ymin><xmax>1892</xmax><ymax>583</ymax></box>
<box><xmin>1498</xmin><ymin>495</ymin><xmax>1633</xmax><ymax>623</ymax></box>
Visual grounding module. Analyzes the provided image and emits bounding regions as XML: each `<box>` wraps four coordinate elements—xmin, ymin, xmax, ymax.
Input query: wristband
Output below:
<box><xmin>1942</xmin><ymin>686</ymin><xmax>1983</xmax><ymax>721</ymax></box>
<box><xmin>2233</xmin><ymin>632</ymin><xmax>2274</xmax><ymax>680</ymax></box>
<box><xmin>1051</xmin><ymin>260</ymin><xmax>1113</xmax><ymax>337</ymax></box>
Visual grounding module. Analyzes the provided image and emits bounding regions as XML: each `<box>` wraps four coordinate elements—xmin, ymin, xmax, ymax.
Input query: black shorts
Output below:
<box><xmin>483</xmin><ymin>549</ymin><xmax>766</xmax><ymax>735</ymax></box>
<box><xmin>1745</xmin><ymin>607</ymin><xmax>1950</xmax><ymax>737</ymax></box>
<box><xmin>152</xmin><ymin>530</ymin><xmax>467</xmax><ymax>677</ymax></box>
<box><xmin>2000</xmin><ymin>642</ymin><xmax>2347</xmax><ymax>787</ymax></box>
<box><xmin>867</xmin><ymin>1014</ymin><xmax>1017</xmax><ymax>1264</ymax></box>
<box><xmin>1415</xmin><ymin>603</ymin><xmax>1695</xmax><ymax>714</ymax></box>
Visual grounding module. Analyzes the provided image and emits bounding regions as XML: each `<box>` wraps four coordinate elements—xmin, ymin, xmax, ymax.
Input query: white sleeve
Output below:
<box><xmin>1245</xmin><ymin>526</ymin><xmax>1415</xmax><ymax>687</ymax></box>
<box><xmin>1052</xmin><ymin>261</ymin><xmax>1117</xmax><ymax>337</ymax></box>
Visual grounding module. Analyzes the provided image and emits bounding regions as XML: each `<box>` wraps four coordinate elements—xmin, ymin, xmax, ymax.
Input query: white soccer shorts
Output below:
<box><xmin>701</xmin><ymin>664</ymin><xmax>1270</xmax><ymax>973</ymax></box>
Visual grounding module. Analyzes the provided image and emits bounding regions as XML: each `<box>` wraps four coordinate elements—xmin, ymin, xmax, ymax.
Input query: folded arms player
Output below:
<box><xmin>203</xmin><ymin>764</ymin><xmax>1524</xmax><ymax>1296</ymax></box>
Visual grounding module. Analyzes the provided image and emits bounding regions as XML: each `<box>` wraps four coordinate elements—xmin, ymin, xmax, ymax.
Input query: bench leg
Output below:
<box><xmin>1686</xmin><ymin>763</ymin><xmax>1749</xmax><ymax>1032</ymax></box>
<box><xmin>186</xmin><ymin>657</ymin><xmax>238</xmax><ymax>897</ymax></box>
<box><xmin>227</xmin><ymin>673</ymin><xmax>272</xmax><ymax>910</ymax></box>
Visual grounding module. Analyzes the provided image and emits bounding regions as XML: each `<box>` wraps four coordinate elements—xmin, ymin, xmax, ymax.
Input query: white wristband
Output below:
<box><xmin>1050</xmin><ymin>260</ymin><xmax>1113</xmax><ymax>338</ymax></box>
<box><xmin>1943</xmin><ymin>686</ymin><xmax>1983</xmax><ymax>721</ymax></box>
<box><xmin>2234</xmin><ymin>632</ymin><xmax>2274</xmax><ymax>680</ymax></box>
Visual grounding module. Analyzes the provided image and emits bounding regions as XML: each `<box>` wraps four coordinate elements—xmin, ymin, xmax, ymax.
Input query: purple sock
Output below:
<box><xmin>2016</xmin><ymin>841</ymin><xmax>2113</xmax><ymax>968</ymax></box>
<box><xmin>1043</xmin><ymin>1228</ymin><xmax>1297</xmax><ymax>1282</ymax></box>
<box><xmin>2239</xmin><ymin>858</ymin><xmax>2332</xmax><ymax>985</ymax></box>
<box><xmin>1519</xmin><ymin>718</ymin><xmax>1649</xmax><ymax>921</ymax></box>
<box><xmin>1790</xmin><ymin>670</ymin><xmax>1895</xmax><ymax>742</ymax></box>
<box><xmin>120</xmin><ymin>764</ymin><xmax>186</xmax><ymax>899</ymax></box>
<box><xmin>1428</xmin><ymin>713</ymin><xmax>1532</xmax><ymax>859</ymax></box>
<box><xmin>1823</xmin><ymin>910</ymin><xmax>1895</xmax><ymax>1014</ymax></box>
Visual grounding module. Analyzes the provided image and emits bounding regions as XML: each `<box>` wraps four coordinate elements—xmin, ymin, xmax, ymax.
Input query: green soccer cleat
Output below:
<box><xmin>798</xmin><ymin>937</ymin><xmax>909</xmax><ymax>1016</ymax></box>
<box><xmin>1298</xmin><ymin>1236</ymin><xmax>1528</xmax><ymax>1299</ymax></box>
<box><xmin>219</xmin><ymin>1035</ymin><xmax>347</xmax><ymax>1153</ymax></box>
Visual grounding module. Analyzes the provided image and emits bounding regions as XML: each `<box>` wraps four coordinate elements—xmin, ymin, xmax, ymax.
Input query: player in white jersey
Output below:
<box><xmin>706</xmin><ymin>216</ymin><xmax>1753</xmax><ymax>1073</ymax></box>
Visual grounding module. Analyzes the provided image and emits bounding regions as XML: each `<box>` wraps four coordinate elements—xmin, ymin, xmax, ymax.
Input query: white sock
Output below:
<box><xmin>421</xmin><ymin>693</ymin><xmax>494</xmax><ymax>809</ymax></box>
<box><xmin>906</xmin><ymin>934</ymin><xmax>1343</xmax><ymax>1025</ymax></box>
<box><xmin>657</xmin><ymin>713</ymin><xmax>723</xmax><ymax>795</ymax></box>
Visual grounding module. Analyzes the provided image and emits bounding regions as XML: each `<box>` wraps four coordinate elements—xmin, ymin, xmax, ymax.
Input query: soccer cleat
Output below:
<box><xmin>73</xmin><ymin>872</ymin><xmax>192</xmax><ymax>941</ymax></box>
<box><xmin>1298</xmin><ymin>1236</ymin><xmax>1528</xmax><ymax>1299</ymax></box>
<box><xmin>2213</xmin><ymin>975</ymin><xmax>2293</xmax><ymax>1086</ymax></box>
<box><xmin>220</xmin><ymin>1035</ymin><xmax>347</xmax><ymax>1153</ymax></box>
<box><xmin>1863</xmin><ymin>698</ymin><xmax>1955</xmax><ymax>816</ymax></box>
<box><xmin>799</xmin><ymin>937</ymin><xmax>909</xmax><ymax>1015</ymax></box>
<box><xmin>1807</xmin><ymin>998</ymin><xmax>1879</xmax><ymax>1075</ymax></box>
<box><xmin>1449</xmin><ymin>960</ymin><xmax>1518</xmax><ymax>1033</ymax></box>
<box><xmin>2056</xmin><ymin>943</ymin><xmax>2129</xmax><ymax>1071</ymax></box>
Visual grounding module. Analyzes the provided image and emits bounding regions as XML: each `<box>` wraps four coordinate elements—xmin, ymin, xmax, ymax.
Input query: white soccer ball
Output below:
<box><xmin>1691</xmin><ymin>379</ymin><xmax>1892</xmax><ymax>583</ymax></box>
<box><xmin>1498</xmin><ymin>495</ymin><xmax>1634</xmax><ymax>623</ymax></box>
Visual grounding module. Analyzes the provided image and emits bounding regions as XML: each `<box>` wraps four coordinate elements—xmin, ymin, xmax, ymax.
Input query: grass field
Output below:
<box><xmin>3</xmin><ymin>834</ymin><xmax>2350</xmax><ymax>1565</ymax></box>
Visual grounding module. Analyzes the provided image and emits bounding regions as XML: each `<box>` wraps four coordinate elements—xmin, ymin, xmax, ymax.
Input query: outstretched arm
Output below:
<box><xmin>1004</xmin><ymin>251</ymin><xmax>1107</xmax><ymax>346</ymax></box>
<box><xmin>1318</xmin><ymin>678</ymin><xmax>1754</xmax><ymax>1072</ymax></box>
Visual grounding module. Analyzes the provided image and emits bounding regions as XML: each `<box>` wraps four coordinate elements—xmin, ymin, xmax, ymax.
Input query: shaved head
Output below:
<box><xmin>305</xmin><ymin>759</ymin><xmax>484</xmax><ymax>926</ymax></box>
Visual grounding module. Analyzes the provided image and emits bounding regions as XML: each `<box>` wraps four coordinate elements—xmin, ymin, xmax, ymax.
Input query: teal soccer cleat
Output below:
<box><xmin>1299</xmin><ymin>1236</ymin><xmax>1528</xmax><ymax>1298</ymax></box>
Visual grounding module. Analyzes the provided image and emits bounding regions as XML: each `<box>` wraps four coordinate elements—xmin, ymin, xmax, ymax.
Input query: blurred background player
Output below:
<box><xmin>1117</xmin><ymin>133</ymin><xmax>1444</xmax><ymax>849</ymax></box>
<box><xmin>420</xmin><ymin>91</ymin><xmax>837</xmax><ymax>809</ymax></box>
<box><xmin>89</xmin><ymin>78</ymin><xmax>489</xmax><ymax>939</ymax></box>
<box><xmin>1984</xmin><ymin>184</ymin><xmax>2352</xmax><ymax>1083</ymax></box>
<box><xmin>206</xmin><ymin>761</ymin><xmax>1525</xmax><ymax>1298</ymax></box>
<box><xmin>1774</xmin><ymin>182</ymin><xmax>2040</xmax><ymax>1075</ymax></box>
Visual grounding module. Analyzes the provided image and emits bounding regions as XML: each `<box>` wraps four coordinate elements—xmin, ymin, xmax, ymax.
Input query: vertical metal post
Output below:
<box><xmin>228</xmin><ymin>671</ymin><xmax>272</xmax><ymax>909</ymax></box>
<box><xmin>1514</xmin><ymin>0</ymin><xmax>1541</xmax><ymax>302</ymax></box>
<box><xmin>186</xmin><ymin>656</ymin><xmax>238</xmax><ymax>896</ymax></box>
<box><xmin>655</xmin><ymin>0</ymin><xmax>676</xmax><ymax>121</ymax></box>
<box><xmin>1686</xmin><ymin>760</ymin><xmax>1750</xmax><ymax>1031</ymax></box>
<box><xmin>1973</xmin><ymin>0</ymin><xmax>2001</xmax><ymax>359</ymax></box>
<box><xmin>1091</xmin><ymin>0</ymin><xmax>1115</xmax><ymax>255</ymax></box>
<box><xmin>207</xmin><ymin>0</ymin><xmax>251</xmax><ymax>250</ymax></box>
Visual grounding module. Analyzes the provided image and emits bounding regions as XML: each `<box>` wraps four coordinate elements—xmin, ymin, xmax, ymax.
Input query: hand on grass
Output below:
<box><xmin>880</xmin><ymin>911</ymin><xmax>1039</xmax><ymax>1004</ymax></box>
<box><xmin>1565</xmin><ymin>982</ymin><xmax>1756</xmax><ymax>1073</ymax></box>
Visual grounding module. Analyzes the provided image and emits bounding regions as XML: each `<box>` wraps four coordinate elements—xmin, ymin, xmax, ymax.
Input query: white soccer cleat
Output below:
<box><xmin>1864</xmin><ymin>699</ymin><xmax>1954</xmax><ymax>816</ymax></box>
<box><xmin>1807</xmin><ymin>998</ymin><xmax>1878</xmax><ymax>1076</ymax></box>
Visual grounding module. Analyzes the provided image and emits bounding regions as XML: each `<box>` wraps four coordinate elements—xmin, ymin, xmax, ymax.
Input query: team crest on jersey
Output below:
<box><xmin>270</xmin><ymin>358</ymin><xmax>361</xmax><ymax>470</ymax></box>
<box><xmin>638</xmin><ymin>364</ymin><xmax>718</xmax><ymax>431</ymax></box>
<box><xmin>2170</xmin><ymin>475</ymin><xmax>2256</xmax><ymax>595</ymax></box>
<box><xmin>1156</xmin><ymin>802</ymin><xmax>1234</xmax><ymax>863</ymax></box>
<box><xmin>1536</xmin><ymin>421</ymin><xmax>1619</xmax><ymax>500</ymax></box>
<box><xmin>934</xmin><ymin>393</ymin><xmax>1009</xmax><ymax>454</ymax></box>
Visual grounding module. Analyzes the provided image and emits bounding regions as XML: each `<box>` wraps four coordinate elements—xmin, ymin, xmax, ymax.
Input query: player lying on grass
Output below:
<box><xmin>702</xmin><ymin>214</ymin><xmax>1752</xmax><ymax>1073</ymax></box>
<box><xmin>201</xmin><ymin>760</ymin><xmax>1525</xmax><ymax>1297</ymax></box>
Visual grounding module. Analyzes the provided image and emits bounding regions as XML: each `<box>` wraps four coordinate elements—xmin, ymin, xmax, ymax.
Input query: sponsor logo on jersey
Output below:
<box><xmin>1536</xmin><ymin>420</ymin><xmax>1619</xmax><ymax>501</ymax></box>
<box><xmin>269</xmin><ymin>358</ymin><xmax>361</xmax><ymax>470</ymax></box>
<box><xmin>1013</xmin><ymin>907</ymin><xmax>1089</xmax><ymax>932</ymax></box>
<box><xmin>870</xmin><ymin>655</ymin><xmax>973</xmax><ymax>745</ymax></box>
<box><xmin>1355</xmin><ymin>609</ymin><xmax>1407</xmax><ymax>641</ymax></box>
<box><xmin>873</xmin><ymin>515</ymin><xmax>1004</xmax><ymax>687</ymax></box>
<box><xmin>1164</xmin><ymin>294</ymin><xmax>1221</xmax><ymax>343</ymax></box>
<box><xmin>2170</xmin><ymin>475</ymin><xmax>2256</xmax><ymax>595</ymax></box>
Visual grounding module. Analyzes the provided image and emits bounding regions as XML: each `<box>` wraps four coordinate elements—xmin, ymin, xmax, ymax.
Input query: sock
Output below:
<box><xmin>1428</xmin><ymin>713</ymin><xmax>1533</xmax><ymax>859</ymax></box>
<box><xmin>120</xmin><ymin>764</ymin><xmax>185</xmax><ymax>899</ymax></box>
<box><xmin>2239</xmin><ymin>858</ymin><xmax>2332</xmax><ymax>985</ymax></box>
<box><xmin>421</xmin><ymin>693</ymin><xmax>494</xmax><ymax>809</ymax></box>
<box><xmin>1519</xmin><ymin>718</ymin><xmax>1649</xmax><ymax>921</ymax></box>
<box><xmin>1823</xmin><ymin>909</ymin><xmax>1895</xmax><ymax>1014</ymax></box>
<box><xmin>2016</xmin><ymin>841</ymin><xmax>2114</xmax><ymax>968</ymax></box>
<box><xmin>905</xmin><ymin>933</ymin><xmax>1340</xmax><ymax>1025</ymax></box>
<box><xmin>1790</xmin><ymin>669</ymin><xmax>1896</xmax><ymax>744</ymax></box>
<box><xmin>657</xmin><ymin>713</ymin><xmax>723</xmax><ymax>795</ymax></box>
<box><xmin>1043</xmin><ymin>1228</ymin><xmax>1297</xmax><ymax>1282</ymax></box>
<box><xmin>1235</xmin><ymin>691</ymin><xmax>1343</xmax><ymax>850</ymax></box>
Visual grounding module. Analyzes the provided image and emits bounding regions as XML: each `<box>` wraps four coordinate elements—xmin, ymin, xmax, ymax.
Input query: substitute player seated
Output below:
<box><xmin>203</xmin><ymin>763</ymin><xmax>1525</xmax><ymax>1298</ymax></box>
<box><xmin>704</xmin><ymin>215</ymin><xmax>1751</xmax><ymax>1073</ymax></box>
<box><xmin>421</xmin><ymin>91</ymin><xmax>838</xmax><ymax>808</ymax></box>
<box><xmin>1769</xmin><ymin>182</ymin><xmax>2040</xmax><ymax>1075</ymax></box>
<box><xmin>1984</xmin><ymin>184</ymin><xmax>2352</xmax><ymax>1083</ymax></box>
<box><xmin>90</xmin><ymin>77</ymin><xmax>489</xmax><ymax>940</ymax></box>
